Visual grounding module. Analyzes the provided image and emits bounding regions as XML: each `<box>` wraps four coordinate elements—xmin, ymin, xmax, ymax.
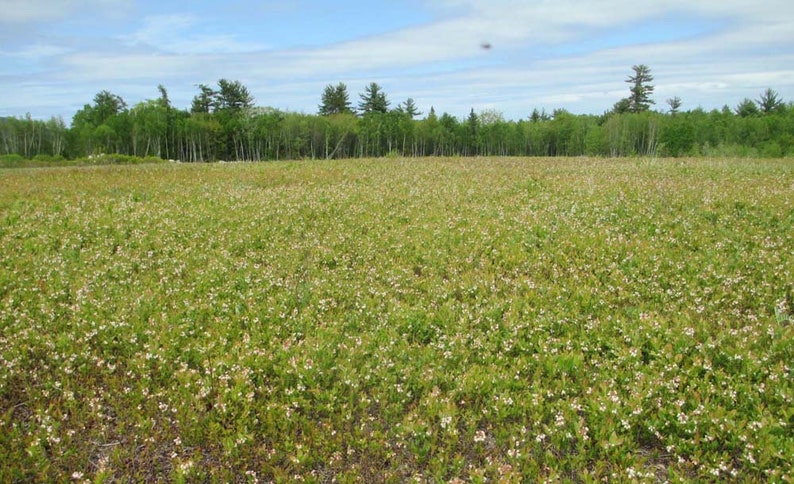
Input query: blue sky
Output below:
<box><xmin>1</xmin><ymin>0</ymin><xmax>793</xmax><ymax>122</ymax></box>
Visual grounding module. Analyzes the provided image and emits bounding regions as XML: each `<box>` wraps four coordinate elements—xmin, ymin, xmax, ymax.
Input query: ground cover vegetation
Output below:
<box><xmin>1</xmin><ymin>67</ymin><xmax>793</xmax><ymax>164</ymax></box>
<box><xmin>1</xmin><ymin>157</ymin><xmax>792</xmax><ymax>481</ymax></box>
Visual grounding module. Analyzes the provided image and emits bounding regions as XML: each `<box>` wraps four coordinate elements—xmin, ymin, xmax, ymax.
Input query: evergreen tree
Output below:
<box><xmin>190</xmin><ymin>80</ymin><xmax>253</xmax><ymax>114</ymax></box>
<box><xmin>666</xmin><ymin>96</ymin><xmax>682</xmax><ymax>115</ymax></box>
<box><xmin>396</xmin><ymin>98</ymin><xmax>421</xmax><ymax>118</ymax></box>
<box><xmin>530</xmin><ymin>108</ymin><xmax>551</xmax><ymax>122</ymax></box>
<box><xmin>735</xmin><ymin>98</ymin><xmax>760</xmax><ymax>117</ymax></box>
<box><xmin>319</xmin><ymin>83</ymin><xmax>353</xmax><ymax>115</ymax></box>
<box><xmin>358</xmin><ymin>82</ymin><xmax>389</xmax><ymax>114</ymax></box>
<box><xmin>466</xmin><ymin>108</ymin><xmax>479</xmax><ymax>155</ymax></box>
<box><xmin>216</xmin><ymin>79</ymin><xmax>254</xmax><ymax>112</ymax></box>
<box><xmin>757</xmin><ymin>88</ymin><xmax>783</xmax><ymax>114</ymax></box>
<box><xmin>91</xmin><ymin>90</ymin><xmax>127</xmax><ymax>125</ymax></box>
<box><xmin>191</xmin><ymin>84</ymin><xmax>216</xmax><ymax>113</ymax></box>
<box><xmin>612</xmin><ymin>98</ymin><xmax>631</xmax><ymax>115</ymax></box>
<box><xmin>625</xmin><ymin>65</ymin><xmax>654</xmax><ymax>113</ymax></box>
<box><xmin>157</xmin><ymin>84</ymin><xmax>171</xmax><ymax>109</ymax></box>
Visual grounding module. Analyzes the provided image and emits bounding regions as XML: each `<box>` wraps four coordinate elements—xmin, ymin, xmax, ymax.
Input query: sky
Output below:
<box><xmin>1</xmin><ymin>0</ymin><xmax>793</xmax><ymax>122</ymax></box>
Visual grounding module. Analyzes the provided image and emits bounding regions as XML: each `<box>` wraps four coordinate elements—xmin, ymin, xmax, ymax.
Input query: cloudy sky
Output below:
<box><xmin>1</xmin><ymin>0</ymin><xmax>793</xmax><ymax>122</ymax></box>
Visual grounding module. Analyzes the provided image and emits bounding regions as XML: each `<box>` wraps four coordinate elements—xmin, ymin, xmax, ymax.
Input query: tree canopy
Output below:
<box><xmin>757</xmin><ymin>88</ymin><xmax>784</xmax><ymax>114</ymax></box>
<box><xmin>2</xmin><ymin>71</ymin><xmax>792</xmax><ymax>163</ymax></box>
<box><xmin>625</xmin><ymin>64</ymin><xmax>655</xmax><ymax>113</ymax></box>
<box><xmin>190</xmin><ymin>80</ymin><xmax>253</xmax><ymax>114</ymax></box>
<box><xmin>396</xmin><ymin>98</ymin><xmax>421</xmax><ymax>118</ymax></box>
<box><xmin>358</xmin><ymin>82</ymin><xmax>390</xmax><ymax>114</ymax></box>
<box><xmin>319</xmin><ymin>83</ymin><xmax>354</xmax><ymax>116</ymax></box>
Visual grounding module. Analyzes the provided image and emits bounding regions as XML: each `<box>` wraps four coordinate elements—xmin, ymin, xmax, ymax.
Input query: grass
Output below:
<box><xmin>0</xmin><ymin>157</ymin><xmax>792</xmax><ymax>482</ymax></box>
<box><xmin>0</xmin><ymin>153</ymin><xmax>168</xmax><ymax>169</ymax></box>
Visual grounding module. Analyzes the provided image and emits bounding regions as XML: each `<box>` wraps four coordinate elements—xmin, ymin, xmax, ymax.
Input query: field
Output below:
<box><xmin>1</xmin><ymin>157</ymin><xmax>792</xmax><ymax>482</ymax></box>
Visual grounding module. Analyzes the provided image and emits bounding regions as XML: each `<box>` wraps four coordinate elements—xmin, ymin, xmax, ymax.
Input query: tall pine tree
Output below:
<box><xmin>319</xmin><ymin>83</ymin><xmax>354</xmax><ymax>115</ymax></box>
<box><xmin>358</xmin><ymin>82</ymin><xmax>389</xmax><ymax>114</ymax></box>
<box><xmin>757</xmin><ymin>88</ymin><xmax>783</xmax><ymax>114</ymax></box>
<box><xmin>625</xmin><ymin>65</ymin><xmax>654</xmax><ymax>113</ymax></box>
<box><xmin>396</xmin><ymin>98</ymin><xmax>421</xmax><ymax>118</ymax></box>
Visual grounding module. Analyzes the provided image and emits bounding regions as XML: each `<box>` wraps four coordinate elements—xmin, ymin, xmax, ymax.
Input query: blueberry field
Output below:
<box><xmin>1</xmin><ymin>157</ymin><xmax>792</xmax><ymax>482</ymax></box>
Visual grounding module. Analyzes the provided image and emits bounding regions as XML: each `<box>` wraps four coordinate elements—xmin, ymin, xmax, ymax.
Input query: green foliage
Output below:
<box><xmin>1</xmin><ymin>158</ymin><xmax>791</xmax><ymax>481</ymax></box>
<box><xmin>602</xmin><ymin>112</ymin><xmax>661</xmax><ymax>156</ymax></box>
<box><xmin>216</xmin><ymin>79</ymin><xmax>254</xmax><ymax>112</ymax></box>
<box><xmin>0</xmin><ymin>153</ymin><xmax>164</xmax><ymax>168</ymax></box>
<box><xmin>625</xmin><ymin>65</ymin><xmax>655</xmax><ymax>113</ymax></box>
<box><xmin>397</xmin><ymin>98</ymin><xmax>421</xmax><ymax>118</ymax></box>
<box><xmin>190</xmin><ymin>80</ymin><xmax>253</xmax><ymax>115</ymax></box>
<box><xmin>659</xmin><ymin>116</ymin><xmax>695</xmax><ymax>156</ymax></box>
<box><xmin>666</xmin><ymin>96</ymin><xmax>682</xmax><ymax>114</ymax></box>
<box><xmin>0</xmin><ymin>115</ymin><xmax>68</xmax><ymax>159</ymax></box>
<box><xmin>757</xmin><ymin>88</ymin><xmax>784</xmax><ymax>114</ymax></box>
<box><xmin>760</xmin><ymin>141</ymin><xmax>783</xmax><ymax>158</ymax></box>
<box><xmin>191</xmin><ymin>84</ymin><xmax>216</xmax><ymax>114</ymax></box>
<box><xmin>3</xmin><ymin>82</ymin><xmax>792</xmax><ymax>161</ymax></box>
<box><xmin>612</xmin><ymin>98</ymin><xmax>631</xmax><ymax>115</ymax></box>
<box><xmin>90</xmin><ymin>90</ymin><xmax>128</xmax><ymax>126</ymax></box>
<box><xmin>319</xmin><ymin>83</ymin><xmax>354</xmax><ymax>116</ymax></box>
<box><xmin>530</xmin><ymin>108</ymin><xmax>551</xmax><ymax>122</ymax></box>
<box><xmin>0</xmin><ymin>153</ymin><xmax>25</xmax><ymax>167</ymax></box>
<box><xmin>736</xmin><ymin>98</ymin><xmax>760</xmax><ymax>118</ymax></box>
<box><xmin>358</xmin><ymin>82</ymin><xmax>390</xmax><ymax>114</ymax></box>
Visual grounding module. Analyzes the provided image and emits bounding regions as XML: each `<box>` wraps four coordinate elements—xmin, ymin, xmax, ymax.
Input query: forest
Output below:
<box><xmin>1</xmin><ymin>66</ymin><xmax>792</xmax><ymax>162</ymax></box>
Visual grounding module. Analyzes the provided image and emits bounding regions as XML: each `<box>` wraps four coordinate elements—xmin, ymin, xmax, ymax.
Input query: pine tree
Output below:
<box><xmin>190</xmin><ymin>80</ymin><xmax>253</xmax><ymax>114</ymax></box>
<box><xmin>358</xmin><ymin>82</ymin><xmax>389</xmax><ymax>114</ymax></box>
<box><xmin>626</xmin><ymin>65</ymin><xmax>654</xmax><ymax>113</ymax></box>
<box><xmin>157</xmin><ymin>84</ymin><xmax>171</xmax><ymax>109</ymax></box>
<box><xmin>735</xmin><ymin>98</ymin><xmax>760</xmax><ymax>117</ymax></box>
<box><xmin>466</xmin><ymin>108</ymin><xmax>478</xmax><ymax>155</ymax></box>
<box><xmin>397</xmin><ymin>98</ymin><xmax>421</xmax><ymax>118</ymax></box>
<box><xmin>191</xmin><ymin>84</ymin><xmax>216</xmax><ymax>113</ymax></box>
<box><xmin>612</xmin><ymin>98</ymin><xmax>631</xmax><ymax>115</ymax></box>
<box><xmin>319</xmin><ymin>83</ymin><xmax>353</xmax><ymax>115</ymax></box>
<box><xmin>666</xmin><ymin>96</ymin><xmax>682</xmax><ymax>115</ymax></box>
<box><xmin>756</xmin><ymin>88</ymin><xmax>783</xmax><ymax>114</ymax></box>
<box><xmin>216</xmin><ymin>79</ymin><xmax>254</xmax><ymax>112</ymax></box>
<box><xmin>92</xmin><ymin>90</ymin><xmax>127</xmax><ymax>125</ymax></box>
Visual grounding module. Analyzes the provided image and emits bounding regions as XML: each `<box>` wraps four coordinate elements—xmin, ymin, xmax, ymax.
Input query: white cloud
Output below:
<box><xmin>59</xmin><ymin>52</ymin><xmax>203</xmax><ymax>82</ymax></box>
<box><xmin>236</xmin><ymin>0</ymin><xmax>787</xmax><ymax>83</ymax></box>
<box><xmin>0</xmin><ymin>0</ymin><xmax>130</xmax><ymax>23</ymax></box>
<box><xmin>1</xmin><ymin>0</ymin><xmax>792</xmax><ymax>121</ymax></box>
<box><xmin>0</xmin><ymin>43</ymin><xmax>72</xmax><ymax>59</ymax></box>
<box><xmin>122</xmin><ymin>14</ymin><xmax>269</xmax><ymax>54</ymax></box>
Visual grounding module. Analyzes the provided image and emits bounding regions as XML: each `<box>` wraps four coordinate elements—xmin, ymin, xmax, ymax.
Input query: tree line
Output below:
<box><xmin>1</xmin><ymin>66</ymin><xmax>792</xmax><ymax>162</ymax></box>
